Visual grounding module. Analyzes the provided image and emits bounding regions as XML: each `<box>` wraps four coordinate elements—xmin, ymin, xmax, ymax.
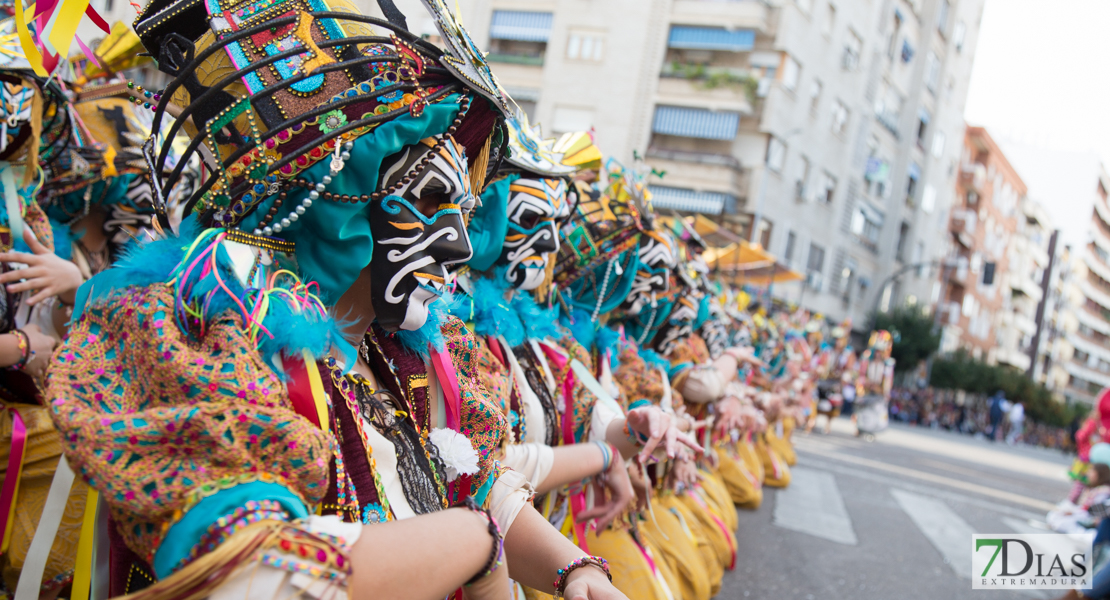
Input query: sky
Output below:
<box><xmin>963</xmin><ymin>0</ymin><xmax>1110</xmax><ymax>248</ymax></box>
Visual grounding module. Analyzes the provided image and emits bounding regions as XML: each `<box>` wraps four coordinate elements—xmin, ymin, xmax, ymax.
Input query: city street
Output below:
<box><xmin>719</xmin><ymin>420</ymin><xmax>1076</xmax><ymax>600</ymax></box>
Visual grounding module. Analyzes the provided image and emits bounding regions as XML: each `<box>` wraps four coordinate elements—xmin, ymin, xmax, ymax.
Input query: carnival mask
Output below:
<box><xmin>653</xmin><ymin>294</ymin><xmax>700</xmax><ymax>356</ymax></box>
<box><xmin>699</xmin><ymin>298</ymin><xmax>731</xmax><ymax>360</ymax></box>
<box><xmin>624</xmin><ymin>231</ymin><xmax>677</xmax><ymax>316</ymax></box>
<box><xmin>370</xmin><ymin>135</ymin><xmax>475</xmax><ymax>331</ymax></box>
<box><xmin>498</xmin><ymin>177</ymin><xmax>566</xmax><ymax>290</ymax></box>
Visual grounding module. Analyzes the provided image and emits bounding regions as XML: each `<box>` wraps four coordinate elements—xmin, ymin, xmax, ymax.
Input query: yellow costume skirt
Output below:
<box><xmin>767</xmin><ymin>420</ymin><xmax>797</xmax><ymax>466</ymax></box>
<box><xmin>679</xmin><ymin>490</ymin><xmax>736</xmax><ymax>572</ymax></box>
<box><xmin>583</xmin><ymin>528</ymin><xmax>673</xmax><ymax>600</ymax></box>
<box><xmin>697</xmin><ymin>468</ymin><xmax>738</xmax><ymax>531</ymax></box>
<box><xmin>641</xmin><ymin>498</ymin><xmax>709</xmax><ymax>600</ymax></box>
<box><xmin>0</xmin><ymin>402</ymin><xmax>87</xmax><ymax>593</ymax></box>
<box><xmin>658</xmin><ymin>493</ymin><xmax>723</xmax><ymax>596</ymax></box>
<box><xmin>756</xmin><ymin>433</ymin><xmax>792</xmax><ymax>488</ymax></box>
<box><xmin>713</xmin><ymin>442</ymin><xmax>763</xmax><ymax>509</ymax></box>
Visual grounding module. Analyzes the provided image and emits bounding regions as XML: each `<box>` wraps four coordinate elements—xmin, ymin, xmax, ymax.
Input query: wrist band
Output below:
<box><xmin>463</xmin><ymin>496</ymin><xmax>504</xmax><ymax>586</ymax></box>
<box><xmin>594</xmin><ymin>441</ymin><xmax>618</xmax><ymax>472</ymax></box>
<box><xmin>553</xmin><ymin>556</ymin><xmax>611</xmax><ymax>597</ymax></box>
<box><xmin>9</xmin><ymin>330</ymin><xmax>29</xmax><ymax>371</ymax></box>
<box><xmin>623</xmin><ymin>421</ymin><xmax>649</xmax><ymax>446</ymax></box>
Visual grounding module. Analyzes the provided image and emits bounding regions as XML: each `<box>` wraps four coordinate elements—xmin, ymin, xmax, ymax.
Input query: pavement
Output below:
<box><xmin>717</xmin><ymin>418</ymin><xmax>1077</xmax><ymax>600</ymax></box>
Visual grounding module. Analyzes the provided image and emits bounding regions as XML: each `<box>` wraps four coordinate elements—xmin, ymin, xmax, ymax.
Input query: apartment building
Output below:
<box><xmin>1033</xmin><ymin>242</ymin><xmax>1079</xmax><ymax>397</ymax></box>
<box><xmin>1064</xmin><ymin>167</ymin><xmax>1110</xmax><ymax>404</ymax></box>
<box><xmin>361</xmin><ymin>0</ymin><xmax>984</xmax><ymax>331</ymax></box>
<box><xmin>936</xmin><ymin>127</ymin><xmax>1024</xmax><ymax>363</ymax></box>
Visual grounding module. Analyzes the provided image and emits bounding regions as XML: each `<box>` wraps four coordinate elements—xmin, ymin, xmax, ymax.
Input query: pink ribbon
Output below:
<box><xmin>0</xmin><ymin>408</ymin><xmax>27</xmax><ymax>554</ymax></box>
<box><xmin>429</xmin><ymin>345</ymin><xmax>471</xmax><ymax>505</ymax></box>
<box><xmin>537</xmin><ymin>343</ymin><xmax>590</xmax><ymax>552</ymax></box>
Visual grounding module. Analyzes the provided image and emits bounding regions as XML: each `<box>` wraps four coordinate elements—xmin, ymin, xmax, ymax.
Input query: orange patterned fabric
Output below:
<box><xmin>441</xmin><ymin>317</ymin><xmax>511</xmax><ymax>493</ymax></box>
<box><xmin>47</xmin><ymin>284</ymin><xmax>330</xmax><ymax>561</ymax></box>
<box><xmin>550</xmin><ymin>335</ymin><xmax>596</xmax><ymax>443</ymax></box>
<box><xmin>614</xmin><ymin>341</ymin><xmax>665</xmax><ymax>409</ymax></box>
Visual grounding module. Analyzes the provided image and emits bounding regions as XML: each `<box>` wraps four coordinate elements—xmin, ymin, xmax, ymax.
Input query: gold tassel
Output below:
<box><xmin>23</xmin><ymin>81</ymin><xmax>42</xmax><ymax>188</ymax></box>
<box><xmin>469</xmin><ymin>133</ymin><xmax>493</xmax><ymax>196</ymax></box>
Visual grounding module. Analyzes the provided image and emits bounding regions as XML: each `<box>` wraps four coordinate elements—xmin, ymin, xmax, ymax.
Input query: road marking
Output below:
<box><xmin>794</xmin><ymin>442</ymin><xmax>1057</xmax><ymax>512</ymax></box>
<box><xmin>892</xmin><ymin>489</ymin><xmax>974</xmax><ymax>578</ymax></box>
<box><xmin>773</xmin><ymin>466</ymin><xmax>858</xmax><ymax>545</ymax></box>
<box><xmin>800</xmin><ymin>455</ymin><xmax>1045</xmax><ymax>522</ymax></box>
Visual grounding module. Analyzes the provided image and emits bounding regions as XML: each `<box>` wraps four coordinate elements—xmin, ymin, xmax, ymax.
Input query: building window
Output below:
<box><xmin>901</xmin><ymin>39</ymin><xmax>915</xmax><ymax>63</ymax></box>
<box><xmin>767</xmin><ymin>137</ymin><xmax>786</xmax><ymax>172</ymax></box>
<box><xmin>489</xmin><ymin>11</ymin><xmax>553</xmax><ymax>65</ymax></box>
<box><xmin>906</xmin><ymin>163</ymin><xmax>920</xmax><ymax>205</ymax></box>
<box><xmin>784</xmin><ymin>231</ymin><xmax>797</xmax><ymax>265</ymax></box>
<box><xmin>874</xmin><ymin>80</ymin><xmax>902</xmax><ymax>137</ymax></box>
<box><xmin>843</xmin><ymin>29</ymin><xmax>861</xmax><ymax>70</ymax></box>
<box><xmin>782</xmin><ymin>55</ymin><xmax>801</xmax><ymax>91</ymax></box>
<box><xmin>817</xmin><ymin>171</ymin><xmax>836</xmax><ymax>204</ymax></box>
<box><xmin>566</xmin><ymin>30</ymin><xmax>605</xmax><ymax>62</ymax></box>
<box><xmin>806</xmin><ymin>243</ymin><xmax>826</xmax><ymax>290</ymax></box>
<box><xmin>931</xmin><ymin>131</ymin><xmax>946</xmax><ymax>158</ymax></box>
<box><xmin>896</xmin><ymin>221</ymin><xmax>910</xmax><ymax>261</ymax></box>
<box><xmin>840</xmin><ymin>258</ymin><xmax>858</xmax><ymax>301</ymax></box>
<box><xmin>823</xmin><ymin>3</ymin><xmax>836</xmax><ymax>36</ymax></box>
<box><xmin>887</xmin><ymin>10</ymin><xmax>903</xmax><ymax>59</ymax></box>
<box><xmin>809</xmin><ymin>79</ymin><xmax>823</xmax><ymax>112</ymax></box>
<box><xmin>796</xmin><ymin>155</ymin><xmax>811</xmax><ymax>199</ymax></box>
<box><xmin>916</xmin><ymin>110</ymin><xmax>930</xmax><ymax>145</ymax></box>
<box><xmin>953</xmin><ymin>21</ymin><xmax>966</xmax><ymax>52</ymax></box>
<box><xmin>851</xmin><ymin>206</ymin><xmax>883</xmax><ymax>250</ymax></box>
<box><xmin>921</xmin><ymin>184</ymin><xmax>937</xmax><ymax>214</ymax></box>
<box><xmin>925</xmin><ymin>51</ymin><xmax>941</xmax><ymax>93</ymax></box>
<box><xmin>831</xmin><ymin>100</ymin><xmax>849</xmax><ymax>134</ymax></box>
<box><xmin>937</xmin><ymin>0</ymin><xmax>951</xmax><ymax>35</ymax></box>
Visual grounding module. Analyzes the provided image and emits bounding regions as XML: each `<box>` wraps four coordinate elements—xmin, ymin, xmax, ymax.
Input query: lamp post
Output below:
<box><xmin>749</xmin><ymin>128</ymin><xmax>804</xmax><ymax>244</ymax></box>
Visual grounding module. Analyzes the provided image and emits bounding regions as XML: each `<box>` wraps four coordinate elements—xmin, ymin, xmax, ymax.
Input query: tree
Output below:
<box><xmin>870</xmin><ymin>307</ymin><xmax>941</xmax><ymax>372</ymax></box>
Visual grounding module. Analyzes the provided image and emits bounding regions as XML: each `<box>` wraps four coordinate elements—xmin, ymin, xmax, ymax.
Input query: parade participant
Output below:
<box><xmin>854</xmin><ymin>330</ymin><xmax>896</xmax><ymax>439</ymax></box>
<box><xmin>46</xmin><ymin>1</ymin><xmax>628</xmax><ymax>598</ymax></box>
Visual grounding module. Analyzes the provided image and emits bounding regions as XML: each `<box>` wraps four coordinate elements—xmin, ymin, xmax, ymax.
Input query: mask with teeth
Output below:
<box><xmin>498</xmin><ymin>177</ymin><xmax>566</xmax><ymax>290</ymax></box>
<box><xmin>370</xmin><ymin>135</ymin><xmax>475</xmax><ymax>331</ymax></box>
<box><xmin>652</xmin><ymin>291</ymin><xmax>702</xmax><ymax>356</ymax></box>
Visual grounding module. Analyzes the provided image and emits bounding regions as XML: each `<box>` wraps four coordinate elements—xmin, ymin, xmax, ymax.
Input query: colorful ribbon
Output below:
<box><xmin>0</xmin><ymin>405</ymin><xmax>26</xmax><ymax>554</ymax></box>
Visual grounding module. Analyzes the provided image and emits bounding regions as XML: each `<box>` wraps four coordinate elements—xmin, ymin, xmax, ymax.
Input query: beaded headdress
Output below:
<box><xmin>135</xmin><ymin>0</ymin><xmax>509</xmax><ymax>230</ymax></box>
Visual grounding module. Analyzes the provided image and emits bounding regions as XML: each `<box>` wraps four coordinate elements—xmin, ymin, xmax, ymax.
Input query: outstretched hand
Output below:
<box><xmin>0</xmin><ymin>229</ymin><xmax>83</xmax><ymax>306</ymax></box>
<box><xmin>625</xmin><ymin>406</ymin><xmax>703</xmax><ymax>463</ymax></box>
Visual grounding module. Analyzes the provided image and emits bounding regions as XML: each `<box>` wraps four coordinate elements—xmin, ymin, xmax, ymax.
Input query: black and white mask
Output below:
<box><xmin>371</xmin><ymin>135</ymin><xmax>475</xmax><ymax>331</ymax></box>
<box><xmin>699</xmin><ymin>298</ymin><xmax>731</xmax><ymax>360</ymax></box>
<box><xmin>498</xmin><ymin>177</ymin><xmax>566</xmax><ymax>290</ymax></box>
<box><xmin>653</xmin><ymin>293</ymin><xmax>701</xmax><ymax>356</ymax></box>
<box><xmin>623</xmin><ymin>231</ymin><xmax>677</xmax><ymax>316</ymax></box>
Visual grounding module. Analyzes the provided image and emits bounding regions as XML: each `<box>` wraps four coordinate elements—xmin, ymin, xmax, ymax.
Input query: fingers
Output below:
<box><xmin>22</xmin><ymin>228</ymin><xmax>47</xmax><ymax>255</ymax></box>
<box><xmin>26</xmin><ymin>287</ymin><xmax>55</xmax><ymax>306</ymax></box>
<box><xmin>0</xmin><ymin>252</ymin><xmax>39</xmax><ymax>267</ymax></box>
<box><xmin>663</xmin><ymin>423</ymin><xmax>678</xmax><ymax>459</ymax></box>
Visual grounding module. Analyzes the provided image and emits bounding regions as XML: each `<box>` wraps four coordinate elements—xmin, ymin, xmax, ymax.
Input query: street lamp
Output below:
<box><xmin>749</xmin><ymin>127</ymin><xmax>804</xmax><ymax>244</ymax></box>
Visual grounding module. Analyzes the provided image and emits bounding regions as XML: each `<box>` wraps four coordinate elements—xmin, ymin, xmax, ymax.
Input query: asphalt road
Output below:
<box><xmin>717</xmin><ymin>418</ymin><xmax>1077</xmax><ymax>600</ymax></box>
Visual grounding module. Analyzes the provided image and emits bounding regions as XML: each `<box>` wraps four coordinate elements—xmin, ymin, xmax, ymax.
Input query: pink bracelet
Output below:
<box><xmin>553</xmin><ymin>556</ymin><xmax>611</xmax><ymax>597</ymax></box>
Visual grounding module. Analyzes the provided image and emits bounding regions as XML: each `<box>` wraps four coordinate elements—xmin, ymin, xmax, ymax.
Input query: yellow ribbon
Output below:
<box><xmin>69</xmin><ymin>488</ymin><xmax>99</xmax><ymax>600</ymax></box>
<box><xmin>302</xmin><ymin>350</ymin><xmax>329</xmax><ymax>435</ymax></box>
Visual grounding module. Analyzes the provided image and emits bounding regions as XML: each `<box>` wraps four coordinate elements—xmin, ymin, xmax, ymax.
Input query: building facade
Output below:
<box><xmin>937</xmin><ymin>127</ymin><xmax>1025</xmax><ymax>363</ymax></box>
<box><xmin>1064</xmin><ymin>167</ymin><xmax>1110</xmax><ymax>404</ymax></box>
<box><xmin>371</xmin><ymin>0</ymin><xmax>986</xmax><ymax>332</ymax></box>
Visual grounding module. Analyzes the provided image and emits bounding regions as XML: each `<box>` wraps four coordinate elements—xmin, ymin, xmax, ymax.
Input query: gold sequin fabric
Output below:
<box><xmin>46</xmin><ymin>284</ymin><xmax>330</xmax><ymax>561</ymax></box>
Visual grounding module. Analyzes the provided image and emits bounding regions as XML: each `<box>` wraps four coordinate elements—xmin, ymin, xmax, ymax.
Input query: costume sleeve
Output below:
<box><xmin>47</xmin><ymin>284</ymin><xmax>331</xmax><ymax>568</ymax></box>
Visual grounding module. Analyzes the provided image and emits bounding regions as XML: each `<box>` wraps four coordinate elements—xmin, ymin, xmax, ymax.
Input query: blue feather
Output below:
<box><xmin>559</xmin><ymin>308</ymin><xmax>598</xmax><ymax>350</ymax></box>
<box><xmin>393</xmin><ymin>298</ymin><xmax>449</xmax><ymax>356</ymax></box>
<box><xmin>509</xmin><ymin>288</ymin><xmax>560</xmax><ymax>342</ymax></box>
<box><xmin>596</xmin><ymin>326</ymin><xmax>621</xmax><ymax>368</ymax></box>
<box><xmin>48</xmin><ymin>217</ymin><xmax>78</xmax><ymax>261</ymax></box>
<box><xmin>640</xmin><ymin>348</ymin><xmax>671</xmax><ymax>372</ymax></box>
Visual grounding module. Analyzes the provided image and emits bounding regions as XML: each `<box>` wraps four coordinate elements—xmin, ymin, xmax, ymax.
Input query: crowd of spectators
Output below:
<box><xmin>886</xmin><ymin>387</ymin><xmax>1074</xmax><ymax>452</ymax></box>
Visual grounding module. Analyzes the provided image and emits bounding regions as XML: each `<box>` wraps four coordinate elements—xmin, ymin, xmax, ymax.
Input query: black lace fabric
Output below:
<box><xmin>350</xmin><ymin>376</ymin><xmax>447</xmax><ymax>514</ymax></box>
<box><xmin>513</xmin><ymin>343</ymin><xmax>561</xmax><ymax>447</ymax></box>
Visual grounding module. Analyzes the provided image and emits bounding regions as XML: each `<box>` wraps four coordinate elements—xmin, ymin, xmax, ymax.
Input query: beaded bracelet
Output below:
<box><xmin>553</xmin><ymin>556</ymin><xmax>612</xmax><ymax>597</ymax></box>
<box><xmin>8</xmin><ymin>330</ymin><xmax>30</xmax><ymax>371</ymax></box>
<box><xmin>463</xmin><ymin>496</ymin><xmax>504</xmax><ymax>586</ymax></box>
<box><xmin>594</xmin><ymin>441</ymin><xmax>613</xmax><ymax>471</ymax></box>
<box><xmin>622</xmin><ymin>421</ymin><xmax>650</xmax><ymax>446</ymax></box>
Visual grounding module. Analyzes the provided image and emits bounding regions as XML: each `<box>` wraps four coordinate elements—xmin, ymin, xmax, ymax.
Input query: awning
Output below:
<box><xmin>649</xmin><ymin>185</ymin><xmax>731</xmax><ymax>214</ymax></box>
<box><xmin>652</xmin><ymin>105</ymin><xmax>740</xmax><ymax>140</ymax></box>
<box><xmin>908</xmin><ymin>162</ymin><xmax>921</xmax><ymax>180</ymax></box>
<box><xmin>721</xmin><ymin>263</ymin><xmax>804</xmax><ymax>286</ymax></box>
<box><xmin>668</xmin><ymin>26</ymin><xmax>755</xmax><ymax>52</ymax></box>
<box><xmin>705</xmin><ymin>241</ymin><xmax>775</xmax><ymax>271</ymax></box>
<box><xmin>859</xmin><ymin>201</ymin><xmax>885</xmax><ymax>224</ymax></box>
<box><xmin>490</xmin><ymin>11</ymin><xmax>553</xmax><ymax>42</ymax></box>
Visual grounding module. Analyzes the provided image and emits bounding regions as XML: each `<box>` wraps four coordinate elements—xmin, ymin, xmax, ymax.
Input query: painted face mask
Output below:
<box><xmin>624</xmin><ymin>231</ymin><xmax>677</xmax><ymax>316</ymax></box>
<box><xmin>499</xmin><ymin>176</ymin><xmax>566</xmax><ymax>290</ymax></box>
<box><xmin>371</xmin><ymin>135</ymin><xmax>475</xmax><ymax>331</ymax></box>
<box><xmin>699</xmin><ymin>297</ymin><xmax>731</xmax><ymax>359</ymax></box>
<box><xmin>653</xmin><ymin>292</ymin><xmax>701</xmax><ymax>356</ymax></box>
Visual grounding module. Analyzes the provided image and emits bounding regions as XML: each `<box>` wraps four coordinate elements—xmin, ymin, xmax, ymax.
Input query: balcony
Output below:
<box><xmin>658</xmin><ymin>65</ymin><xmax>757</xmax><ymax>113</ymax></box>
<box><xmin>996</xmin><ymin>348</ymin><xmax>1032</xmax><ymax>372</ymax></box>
<box><xmin>949</xmin><ymin>208</ymin><xmax>977</xmax><ymax>247</ymax></box>
<box><xmin>1009</xmin><ymin>272</ymin><xmax>1044</xmax><ymax>302</ymax></box>
<box><xmin>959</xmin><ymin>162</ymin><xmax>987</xmax><ymax>191</ymax></box>
<box><xmin>670</xmin><ymin>0</ymin><xmax>769</xmax><ymax>30</ymax></box>
<box><xmin>645</xmin><ymin>148</ymin><xmax>748</xmax><ymax>209</ymax></box>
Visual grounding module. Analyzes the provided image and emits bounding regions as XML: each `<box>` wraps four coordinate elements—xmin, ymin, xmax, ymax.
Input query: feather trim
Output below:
<box><xmin>393</xmin><ymin>297</ymin><xmax>449</xmax><ymax>356</ymax></box>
